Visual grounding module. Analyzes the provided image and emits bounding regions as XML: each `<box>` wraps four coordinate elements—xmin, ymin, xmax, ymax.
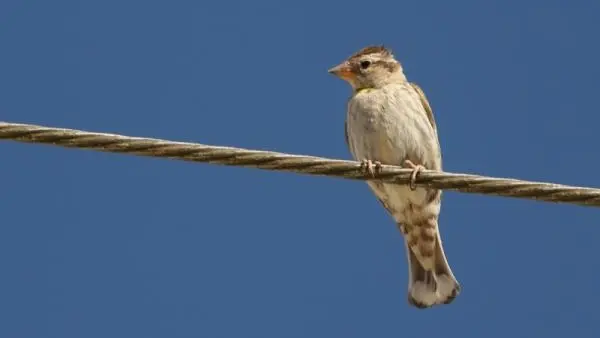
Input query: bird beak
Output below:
<box><xmin>328</xmin><ymin>62</ymin><xmax>354</xmax><ymax>81</ymax></box>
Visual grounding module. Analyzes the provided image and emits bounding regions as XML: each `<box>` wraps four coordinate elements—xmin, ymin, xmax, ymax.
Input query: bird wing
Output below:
<box><xmin>410</xmin><ymin>82</ymin><xmax>442</xmax><ymax>168</ymax></box>
<box><xmin>409</xmin><ymin>82</ymin><xmax>437</xmax><ymax>135</ymax></box>
<box><xmin>344</xmin><ymin>118</ymin><xmax>349</xmax><ymax>148</ymax></box>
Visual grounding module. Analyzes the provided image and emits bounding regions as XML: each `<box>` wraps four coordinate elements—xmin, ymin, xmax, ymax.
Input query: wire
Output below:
<box><xmin>2</xmin><ymin>121</ymin><xmax>599</xmax><ymax>207</ymax></box>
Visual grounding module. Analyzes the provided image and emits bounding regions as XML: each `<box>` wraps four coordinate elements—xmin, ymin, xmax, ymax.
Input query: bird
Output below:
<box><xmin>328</xmin><ymin>45</ymin><xmax>460</xmax><ymax>308</ymax></box>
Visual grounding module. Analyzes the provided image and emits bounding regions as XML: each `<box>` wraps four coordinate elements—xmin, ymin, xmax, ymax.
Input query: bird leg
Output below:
<box><xmin>359</xmin><ymin>159</ymin><xmax>382</xmax><ymax>177</ymax></box>
<box><xmin>403</xmin><ymin>160</ymin><xmax>425</xmax><ymax>191</ymax></box>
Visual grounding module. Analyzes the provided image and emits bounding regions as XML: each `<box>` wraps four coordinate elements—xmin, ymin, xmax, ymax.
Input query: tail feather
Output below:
<box><xmin>407</xmin><ymin>243</ymin><xmax>438</xmax><ymax>308</ymax></box>
<box><xmin>433</xmin><ymin>229</ymin><xmax>460</xmax><ymax>304</ymax></box>
<box><xmin>406</xmin><ymin>231</ymin><xmax>460</xmax><ymax>309</ymax></box>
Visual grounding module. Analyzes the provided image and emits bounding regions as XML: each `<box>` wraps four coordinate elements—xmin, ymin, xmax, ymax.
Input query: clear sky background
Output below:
<box><xmin>2</xmin><ymin>0</ymin><xmax>600</xmax><ymax>337</ymax></box>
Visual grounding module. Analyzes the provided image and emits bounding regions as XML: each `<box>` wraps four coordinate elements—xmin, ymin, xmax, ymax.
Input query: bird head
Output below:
<box><xmin>328</xmin><ymin>45</ymin><xmax>406</xmax><ymax>91</ymax></box>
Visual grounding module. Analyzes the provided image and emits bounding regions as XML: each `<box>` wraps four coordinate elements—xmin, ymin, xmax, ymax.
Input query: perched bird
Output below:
<box><xmin>328</xmin><ymin>46</ymin><xmax>460</xmax><ymax>308</ymax></box>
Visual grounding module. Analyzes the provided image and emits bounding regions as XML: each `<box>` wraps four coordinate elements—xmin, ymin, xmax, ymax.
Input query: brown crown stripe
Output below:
<box><xmin>349</xmin><ymin>45</ymin><xmax>392</xmax><ymax>59</ymax></box>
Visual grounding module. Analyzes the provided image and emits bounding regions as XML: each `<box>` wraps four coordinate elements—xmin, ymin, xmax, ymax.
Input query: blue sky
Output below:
<box><xmin>2</xmin><ymin>0</ymin><xmax>600</xmax><ymax>337</ymax></box>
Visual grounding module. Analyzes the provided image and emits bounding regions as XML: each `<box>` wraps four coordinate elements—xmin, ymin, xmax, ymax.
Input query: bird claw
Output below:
<box><xmin>360</xmin><ymin>159</ymin><xmax>382</xmax><ymax>177</ymax></box>
<box><xmin>403</xmin><ymin>160</ymin><xmax>425</xmax><ymax>191</ymax></box>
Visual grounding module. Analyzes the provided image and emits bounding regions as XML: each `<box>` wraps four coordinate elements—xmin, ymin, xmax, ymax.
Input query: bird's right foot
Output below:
<box><xmin>403</xmin><ymin>160</ymin><xmax>426</xmax><ymax>190</ymax></box>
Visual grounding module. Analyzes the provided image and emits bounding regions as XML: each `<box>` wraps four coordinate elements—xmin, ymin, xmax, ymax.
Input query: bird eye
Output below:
<box><xmin>360</xmin><ymin>60</ymin><xmax>371</xmax><ymax>69</ymax></box>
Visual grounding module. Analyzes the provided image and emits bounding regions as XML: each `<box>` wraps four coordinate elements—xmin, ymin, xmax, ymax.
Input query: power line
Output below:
<box><xmin>2</xmin><ymin>121</ymin><xmax>599</xmax><ymax>207</ymax></box>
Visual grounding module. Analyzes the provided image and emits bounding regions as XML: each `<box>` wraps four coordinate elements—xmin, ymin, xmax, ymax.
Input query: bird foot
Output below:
<box><xmin>403</xmin><ymin>160</ymin><xmax>425</xmax><ymax>191</ymax></box>
<box><xmin>359</xmin><ymin>159</ymin><xmax>382</xmax><ymax>177</ymax></box>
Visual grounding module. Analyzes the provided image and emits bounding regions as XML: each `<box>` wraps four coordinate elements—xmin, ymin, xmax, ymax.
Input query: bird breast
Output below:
<box><xmin>346</xmin><ymin>83</ymin><xmax>439</xmax><ymax>169</ymax></box>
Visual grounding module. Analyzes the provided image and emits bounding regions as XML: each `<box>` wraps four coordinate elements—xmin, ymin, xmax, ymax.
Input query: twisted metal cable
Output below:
<box><xmin>2</xmin><ymin>121</ymin><xmax>600</xmax><ymax>207</ymax></box>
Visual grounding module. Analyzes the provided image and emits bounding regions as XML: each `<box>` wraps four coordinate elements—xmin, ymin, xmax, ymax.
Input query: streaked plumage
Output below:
<box><xmin>329</xmin><ymin>46</ymin><xmax>460</xmax><ymax>308</ymax></box>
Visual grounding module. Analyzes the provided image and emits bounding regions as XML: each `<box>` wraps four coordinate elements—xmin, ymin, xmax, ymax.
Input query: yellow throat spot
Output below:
<box><xmin>355</xmin><ymin>87</ymin><xmax>374</xmax><ymax>94</ymax></box>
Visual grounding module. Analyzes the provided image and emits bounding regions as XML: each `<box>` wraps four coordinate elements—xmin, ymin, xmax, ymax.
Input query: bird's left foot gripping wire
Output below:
<box><xmin>403</xmin><ymin>160</ymin><xmax>425</xmax><ymax>191</ymax></box>
<box><xmin>359</xmin><ymin>159</ymin><xmax>382</xmax><ymax>177</ymax></box>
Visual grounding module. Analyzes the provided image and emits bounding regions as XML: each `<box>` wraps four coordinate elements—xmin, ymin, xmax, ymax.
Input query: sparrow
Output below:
<box><xmin>328</xmin><ymin>46</ymin><xmax>460</xmax><ymax>308</ymax></box>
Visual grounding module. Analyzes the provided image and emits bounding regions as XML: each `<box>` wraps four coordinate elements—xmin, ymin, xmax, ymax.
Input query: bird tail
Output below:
<box><xmin>405</xmin><ymin>229</ymin><xmax>460</xmax><ymax>309</ymax></box>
